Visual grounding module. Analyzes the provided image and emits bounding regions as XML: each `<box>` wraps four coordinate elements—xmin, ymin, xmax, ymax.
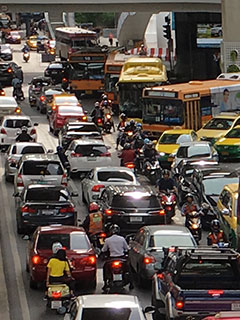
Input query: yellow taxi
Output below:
<box><xmin>155</xmin><ymin>128</ymin><xmax>198</xmax><ymax>168</ymax></box>
<box><xmin>197</xmin><ymin>112</ymin><xmax>240</xmax><ymax>145</ymax></box>
<box><xmin>26</xmin><ymin>36</ymin><xmax>38</xmax><ymax>50</ymax></box>
<box><xmin>214</xmin><ymin>125</ymin><xmax>240</xmax><ymax>161</ymax></box>
<box><xmin>217</xmin><ymin>183</ymin><xmax>238</xmax><ymax>249</ymax></box>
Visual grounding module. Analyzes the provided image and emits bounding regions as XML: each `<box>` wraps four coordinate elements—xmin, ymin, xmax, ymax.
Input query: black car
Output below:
<box><xmin>0</xmin><ymin>62</ymin><xmax>23</xmax><ymax>86</ymax></box>
<box><xmin>99</xmin><ymin>185</ymin><xmax>166</xmax><ymax>234</ymax></box>
<box><xmin>28</xmin><ymin>76</ymin><xmax>52</xmax><ymax>107</ymax></box>
<box><xmin>44</xmin><ymin>61</ymin><xmax>70</xmax><ymax>84</ymax></box>
<box><xmin>0</xmin><ymin>44</ymin><xmax>13</xmax><ymax>61</ymax></box>
<box><xmin>14</xmin><ymin>184</ymin><xmax>78</xmax><ymax>234</ymax></box>
<box><xmin>35</xmin><ymin>86</ymin><xmax>64</xmax><ymax>114</ymax></box>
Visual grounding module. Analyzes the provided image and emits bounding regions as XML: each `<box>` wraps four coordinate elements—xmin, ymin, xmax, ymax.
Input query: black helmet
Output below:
<box><xmin>211</xmin><ymin>219</ymin><xmax>220</xmax><ymax>233</ymax></box>
<box><xmin>21</xmin><ymin>126</ymin><xmax>28</xmax><ymax>133</ymax></box>
<box><xmin>130</xmin><ymin>119</ymin><xmax>135</xmax><ymax>126</ymax></box>
<box><xmin>109</xmin><ymin>224</ymin><xmax>120</xmax><ymax>235</ymax></box>
<box><xmin>124</xmin><ymin>143</ymin><xmax>131</xmax><ymax>150</ymax></box>
<box><xmin>120</xmin><ymin>113</ymin><xmax>127</xmax><ymax>120</ymax></box>
<box><xmin>186</xmin><ymin>193</ymin><xmax>194</xmax><ymax>200</ymax></box>
<box><xmin>162</xmin><ymin>169</ymin><xmax>170</xmax><ymax>176</ymax></box>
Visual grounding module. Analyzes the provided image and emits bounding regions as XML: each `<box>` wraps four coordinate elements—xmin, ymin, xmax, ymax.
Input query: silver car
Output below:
<box><xmin>4</xmin><ymin>142</ymin><xmax>48</xmax><ymax>182</ymax></box>
<box><xmin>81</xmin><ymin>166</ymin><xmax>140</xmax><ymax>205</ymax></box>
<box><xmin>14</xmin><ymin>154</ymin><xmax>68</xmax><ymax>194</ymax></box>
<box><xmin>65</xmin><ymin>139</ymin><xmax>112</xmax><ymax>176</ymax></box>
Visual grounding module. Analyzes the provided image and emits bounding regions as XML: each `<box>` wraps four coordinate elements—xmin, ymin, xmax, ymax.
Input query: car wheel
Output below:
<box><xmin>29</xmin><ymin>276</ymin><xmax>38</xmax><ymax>289</ymax></box>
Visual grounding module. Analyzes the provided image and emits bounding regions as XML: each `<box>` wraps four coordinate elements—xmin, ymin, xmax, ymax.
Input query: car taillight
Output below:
<box><xmin>157</xmin><ymin>273</ymin><xmax>164</xmax><ymax>279</ymax></box>
<box><xmin>32</xmin><ymin>255</ymin><xmax>41</xmax><ymax>265</ymax></box>
<box><xmin>52</xmin><ymin>105</ymin><xmax>57</xmax><ymax>111</ymax></box>
<box><xmin>112</xmin><ymin>261</ymin><xmax>122</xmax><ymax>268</ymax></box>
<box><xmin>71</xmin><ymin>152</ymin><xmax>82</xmax><ymax>157</ymax></box>
<box><xmin>40</xmin><ymin>95</ymin><xmax>45</xmax><ymax>102</ymax></box>
<box><xmin>144</xmin><ymin>255</ymin><xmax>156</xmax><ymax>265</ymax></box>
<box><xmin>158</xmin><ymin>209</ymin><xmax>165</xmax><ymax>216</ymax></box>
<box><xmin>81</xmin><ymin>115</ymin><xmax>87</xmax><ymax>121</ymax></box>
<box><xmin>126</xmin><ymin>163</ymin><xmax>135</xmax><ymax>169</ymax></box>
<box><xmin>17</xmin><ymin>174</ymin><xmax>24</xmax><ymax>187</ymax></box>
<box><xmin>106</xmin><ymin>114</ymin><xmax>111</xmax><ymax>120</ymax></box>
<box><xmin>105</xmin><ymin>209</ymin><xmax>113</xmax><ymax>216</ymax></box>
<box><xmin>0</xmin><ymin>128</ymin><xmax>6</xmax><ymax>134</ymax></box>
<box><xmin>30</xmin><ymin>128</ymin><xmax>36</xmax><ymax>135</ymax></box>
<box><xmin>62</xmin><ymin>77</ymin><xmax>67</xmax><ymax>82</ymax></box>
<box><xmin>0</xmin><ymin>90</ymin><xmax>5</xmax><ymax>96</ymax></box>
<box><xmin>7</xmin><ymin>67</ymin><xmax>12</xmax><ymax>73</ymax></box>
<box><xmin>208</xmin><ymin>290</ymin><xmax>224</xmax><ymax>296</ymax></box>
<box><xmin>52</xmin><ymin>291</ymin><xmax>62</xmax><ymax>299</ymax></box>
<box><xmin>176</xmin><ymin>301</ymin><xmax>184</xmax><ymax>309</ymax></box>
<box><xmin>92</xmin><ymin>184</ymin><xmax>105</xmax><ymax>192</ymax></box>
<box><xmin>97</xmin><ymin>118</ymin><xmax>102</xmax><ymax>124</ymax></box>
<box><xmin>82</xmin><ymin>255</ymin><xmax>96</xmax><ymax>266</ymax></box>
<box><xmin>59</xmin><ymin>206</ymin><xmax>74</xmax><ymax>213</ymax></box>
<box><xmin>61</xmin><ymin>173</ymin><xmax>68</xmax><ymax>186</ymax></box>
<box><xmin>15</xmin><ymin>107</ymin><xmax>21</xmax><ymax>114</ymax></box>
<box><xmin>99</xmin><ymin>232</ymin><xmax>106</xmax><ymax>238</ymax></box>
<box><xmin>21</xmin><ymin>206</ymin><xmax>36</xmax><ymax>213</ymax></box>
<box><xmin>100</xmin><ymin>152</ymin><xmax>111</xmax><ymax>157</ymax></box>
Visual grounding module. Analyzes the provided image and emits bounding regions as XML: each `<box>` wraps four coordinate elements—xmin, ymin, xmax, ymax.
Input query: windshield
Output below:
<box><xmin>112</xmin><ymin>194</ymin><xmax>160</xmax><ymax>208</ymax></box>
<box><xmin>150</xmin><ymin>234</ymin><xmax>196</xmax><ymax>248</ymax></box>
<box><xmin>97</xmin><ymin>171</ymin><xmax>134</xmax><ymax>182</ymax></box>
<box><xmin>177</xmin><ymin>145</ymin><xmax>210</xmax><ymax>158</ymax></box>
<box><xmin>82</xmin><ymin>308</ymin><xmax>141</xmax><ymax>320</ymax></box>
<box><xmin>225</xmin><ymin>128</ymin><xmax>240</xmax><ymax>138</ymax></box>
<box><xmin>143</xmin><ymin>99</ymin><xmax>184</xmax><ymax>125</ymax></box>
<box><xmin>159</xmin><ymin>133</ymin><xmax>182</xmax><ymax>144</ymax></box>
<box><xmin>68</xmin><ymin>124</ymin><xmax>98</xmax><ymax>132</ymax></box>
<box><xmin>203</xmin><ymin>176</ymin><xmax>239</xmax><ymax>195</ymax></box>
<box><xmin>37</xmin><ymin>233</ymin><xmax>90</xmax><ymax>250</ymax></box>
<box><xmin>55</xmin><ymin>96</ymin><xmax>79</xmax><ymax>105</ymax></box>
<box><xmin>4</xmin><ymin>119</ymin><xmax>31</xmax><ymax>128</ymax></box>
<box><xmin>105</xmin><ymin>74</ymin><xmax>119</xmax><ymax>93</ymax></box>
<box><xmin>70</xmin><ymin>62</ymin><xmax>104</xmax><ymax>80</ymax></box>
<box><xmin>58</xmin><ymin>106</ymin><xmax>83</xmax><ymax>114</ymax></box>
<box><xmin>75</xmin><ymin>145</ymin><xmax>107</xmax><ymax>156</ymax></box>
<box><xmin>203</xmin><ymin>118</ymin><xmax>233</xmax><ymax>130</ymax></box>
<box><xmin>26</xmin><ymin>188</ymin><xmax>69</xmax><ymax>201</ymax></box>
<box><xmin>22</xmin><ymin>161</ymin><xmax>63</xmax><ymax>175</ymax></box>
<box><xmin>72</xmin><ymin>37</ymin><xmax>97</xmax><ymax>47</ymax></box>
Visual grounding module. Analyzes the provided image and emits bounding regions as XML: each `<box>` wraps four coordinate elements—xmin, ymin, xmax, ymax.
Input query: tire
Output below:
<box><xmin>30</xmin><ymin>276</ymin><xmax>38</xmax><ymax>289</ymax></box>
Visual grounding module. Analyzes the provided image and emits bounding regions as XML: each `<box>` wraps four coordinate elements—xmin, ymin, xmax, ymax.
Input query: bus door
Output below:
<box><xmin>184</xmin><ymin>99</ymin><xmax>201</xmax><ymax>131</ymax></box>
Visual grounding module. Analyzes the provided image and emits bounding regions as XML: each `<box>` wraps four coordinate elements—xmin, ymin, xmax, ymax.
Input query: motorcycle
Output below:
<box><xmin>124</xmin><ymin>162</ymin><xmax>135</xmax><ymax>172</ymax></box>
<box><xmin>89</xmin><ymin>231</ymin><xmax>106</xmax><ymax>256</ymax></box>
<box><xmin>13</xmin><ymin>85</ymin><xmax>24</xmax><ymax>102</ymax></box>
<box><xmin>120</xmin><ymin>130</ymin><xmax>135</xmax><ymax>148</ymax></box>
<box><xmin>103</xmin><ymin>113</ymin><xmax>113</xmax><ymax>134</ymax></box>
<box><xmin>135</xmin><ymin>148</ymin><xmax>145</xmax><ymax>173</ymax></box>
<box><xmin>23</xmin><ymin>51</ymin><xmax>30</xmax><ymax>62</ymax></box>
<box><xmin>186</xmin><ymin>210</ymin><xmax>202</xmax><ymax>244</ymax></box>
<box><xmin>159</xmin><ymin>190</ymin><xmax>176</xmax><ymax>222</ymax></box>
<box><xmin>46</xmin><ymin>283</ymin><xmax>70</xmax><ymax>314</ymax></box>
<box><xmin>61</xmin><ymin>77</ymin><xmax>68</xmax><ymax>91</ymax></box>
<box><xmin>95</xmin><ymin>117</ymin><xmax>104</xmax><ymax>130</ymax></box>
<box><xmin>143</xmin><ymin>158</ymin><xmax>161</xmax><ymax>185</ymax></box>
<box><xmin>103</xmin><ymin>256</ymin><xmax>130</xmax><ymax>293</ymax></box>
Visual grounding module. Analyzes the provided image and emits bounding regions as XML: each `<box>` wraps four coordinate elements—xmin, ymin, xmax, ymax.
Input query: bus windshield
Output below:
<box><xmin>143</xmin><ymin>99</ymin><xmax>184</xmax><ymax>125</ymax></box>
<box><xmin>70</xmin><ymin>62</ymin><xmax>104</xmax><ymax>80</ymax></box>
<box><xmin>72</xmin><ymin>37</ymin><xmax>97</xmax><ymax>48</ymax></box>
<box><xmin>105</xmin><ymin>74</ymin><xmax>119</xmax><ymax>93</ymax></box>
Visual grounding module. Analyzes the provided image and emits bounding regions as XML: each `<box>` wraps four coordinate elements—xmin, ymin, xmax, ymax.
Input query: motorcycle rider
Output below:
<box><xmin>91</xmin><ymin>101</ymin><xmax>103</xmax><ymax>125</ymax></box>
<box><xmin>207</xmin><ymin>219</ymin><xmax>226</xmax><ymax>246</ymax></box>
<box><xmin>181</xmin><ymin>193</ymin><xmax>198</xmax><ymax>227</ymax></box>
<box><xmin>116</xmin><ymin>113</ymin><xmax>128</xmax><ymax>149</ymax></box>
<box><xmin>124</xmin><ymin>119</ymin><xmax>137</xmax><ymax>133</ymax></box>
<box><xmin>101</xmin><ymin>224</ymin><xmax>134</xmax><ymax>291</ymax></box>
<box><xmin>82</xmin><ymin>202</ymin><xmax>104</xmax><ymax>237</ymax></box>
<box><xmin>12</xmin><ymin>76</ymin><xmax>24</xmax><ymax>100</ymax></box>
<box><xmin>16</xmin><ymin>126</ymin><xmax>33</xmax><ymax>142</ymax></box>
<box><xmin>143</xmin><ymin>139</ymin><xmax>158</xmax><ymax>162</ymax></box>
<box><xmin>158</xmin><ymin>169</ymin><xmax>177</xmax><ymax>193</ymax></box>
<box><xmin>102</xmin><ymin>100</ymin><xmax>114</xmax><ymax>131</ymax></box>
<box><xmin>56</xmin><ymin>146</ymin><xmax>69</xmax><ymax>169</ymax></box>
<box><xmin>119</xmin><ymin>143</ymin><xmax>136</xmax><ymax>166</ymax></box>
<box><xmin>22</xmin><ymin>43</ymin><xmax>30</xmax><ymax>53</ymax></box>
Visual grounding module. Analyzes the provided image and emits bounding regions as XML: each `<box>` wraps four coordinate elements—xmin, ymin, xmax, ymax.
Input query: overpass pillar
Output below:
<box><xmin>222</xmin><ymin>0</ymin><xmax>240</xmax><ymax>72</ymax></box>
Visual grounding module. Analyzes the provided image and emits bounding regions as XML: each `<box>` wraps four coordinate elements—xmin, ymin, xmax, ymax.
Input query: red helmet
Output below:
<box><xmin>89</xmin><ymin>202</ymin><xmax>100</xmax><ymax>213</ymax></box>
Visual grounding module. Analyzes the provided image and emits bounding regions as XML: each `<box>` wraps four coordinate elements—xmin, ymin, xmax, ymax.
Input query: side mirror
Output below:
<box><xmin>84</xmin><ymin>110</ymin><xmax>88</xmax><ymax>114</ymax></box>
<box><xmin>222</xmin><ymin>208</ymin><xmax>230</xmax><ymax>216</ymax></box>
<box><xmin>106</xmin><ymin>146</ymin><xmax>111</xmax><ymax>150</ymax></box>
<box><xmin>144</xmin><ymin>306</ymin><xmax>155</xmax><ymax>314</ymax></box>
<box><xmin>13</xmin><ymin>192</ymin><xmax>19</xmax><ymax>197</ymax></box>
<box><xmin>47</xmin><ymin>149</ymin><xmax>53</xmax><ymax>153</ymax></box>
<box><xmin>33</xmin><ymin>123</ymin><xmax>38</xmax><ymax>126</ymax></box>
<box><xmin>125</xmin><ymin>233</ymin><xmax>135</xmax><ymax>244</ymax></box>
<box><xmin>71</xmin><ymin>192</ymin><xmax>78</xmax><ymax>197</ymax></box>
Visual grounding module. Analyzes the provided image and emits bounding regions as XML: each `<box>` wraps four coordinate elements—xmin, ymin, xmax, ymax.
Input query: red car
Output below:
<box><xmin>26</xmin><ymin>225</ymin><xmax>97</xmax><ymax>289</ymax></box>
<box><xmin>202</xmin><ymin>312</ymin><xmax>240</xmax><ymax>320</ymax></box>
<box><xmin>48</xmin><ymin>105</ymin><xmax>87</xmax><ymax>135</ymax></box>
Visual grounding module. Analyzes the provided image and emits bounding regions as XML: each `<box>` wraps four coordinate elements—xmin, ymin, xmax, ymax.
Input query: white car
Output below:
<box><xmin>0</xmin><ymin>115</ymin><xmax>38</xmax><ymax>149</ymax></box>
<box><xmin>64</xmin><ymin>295</ymin><xmax>149</xmax><ymax>320</ymax></box>
<box><xmin>81</xmin><ymin>166</ymin><xmax>140</xmax><ymax>205</ymax></box>
<box><xmin>0</xmin><ymin>96</ymin><xmax>21</xmax><ymax>118</ymax></box>
<box><xmin>4</xmin><ymin>142</ymin><xmax>49</xmax><ymax>182</ymax></box>
<box><xmin>65</xmin><ymin>139</ymin><xmax>112</xmax><ymax>176</ymax></box>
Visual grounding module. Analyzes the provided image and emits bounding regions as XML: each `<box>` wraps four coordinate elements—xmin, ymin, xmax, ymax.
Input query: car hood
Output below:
<box><xmin>197</xmin><ymin>128</ymin><xmax>228</xmax><ymax>138</ymax></box>
<box><xmin>215</xmin><ymin>138</ymin><xmax>240</xmax><ymax>146</ymax></box>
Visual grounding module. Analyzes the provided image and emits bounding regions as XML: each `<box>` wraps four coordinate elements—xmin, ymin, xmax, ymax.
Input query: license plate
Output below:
<box><xmin>87</xmin><ymin>157</ymin><xmax>96</xmax><ymax>161</ymax></box>
<box><xmin>221</xmin><ymin>151</ymin><xmax>229</xmax><ymax>155</ymax></box>
<box><xmin>130</xmin><ymin>216</ymin><xmax>142</xmax><ymax>222</ymax></box>
<box><xmin>51</xmin><ymin>300</ymin><xmax>62</xmax><ymax>309</ymax></box>
<box><xmin>85</xmin><ymin>90</ymin><xmax>93</xmax><ymax>95</ymax></box>
<box><xmin>36</xmin><ymin>180</ymin><xmax>49</xmax><ymax>184</ymax></box>
<box><xmin>51</xmin><ymin>71</ymin><xmax>58</xmax><ymax>75</ymax></box>
<box><xmin>232</xmin><ymin>303</ymin><xmax>240</xmax><ymax>311</ymax></box>
<box><xmin>113</xmin><ymin>274</ymin><xmax>122</xmax><ymax>281</ymax></box>
<box><xmin>41</xmin><ymin>210</ymin><xmax>54</xmax><ymax>215</ymax></box>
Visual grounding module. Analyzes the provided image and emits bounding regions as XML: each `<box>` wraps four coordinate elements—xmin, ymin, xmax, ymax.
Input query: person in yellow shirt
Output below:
<box><xmin>46</xmin><ymin>249</ymin><xmax>74</xmax><ymax>297</ymax></box>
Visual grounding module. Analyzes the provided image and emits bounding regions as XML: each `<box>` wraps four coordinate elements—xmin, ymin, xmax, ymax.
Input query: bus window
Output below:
<box><xmin>105</xmin><ymin>74</ymin><xmax>119</xmax><ymax>92</ymax></box>
<box><xmin>70</xmin><ymin>62</ymin><xmax>104</xmax><ymax>81</ymax></box>
<box><xmin>200</xmin><ymin>96</ymin><xmax>212</xmax><ymax>117</ymax></box>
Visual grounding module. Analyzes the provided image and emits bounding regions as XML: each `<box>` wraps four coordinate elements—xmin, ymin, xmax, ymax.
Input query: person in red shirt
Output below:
<box><xmin>119</xmin><ymin>143</ymin><xmax>135</xmax><ymax>166</ymax></box>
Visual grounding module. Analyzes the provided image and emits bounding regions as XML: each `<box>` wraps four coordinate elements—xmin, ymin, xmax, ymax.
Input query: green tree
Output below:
<box><xmin>75</xmin><ymin>13</ymin><xmax>115</xmax><ymax>28</ymax></box>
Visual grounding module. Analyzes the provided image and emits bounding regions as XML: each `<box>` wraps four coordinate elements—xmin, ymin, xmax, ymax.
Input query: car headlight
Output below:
<box><xmin>159</xmin><ymin>152</ymin><xmax>165</xmax><ymax>157</ymax></box>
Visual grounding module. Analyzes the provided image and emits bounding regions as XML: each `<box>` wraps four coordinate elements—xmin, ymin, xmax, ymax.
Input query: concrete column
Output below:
<box><xmin>68</xmin><ymin>13</ymin><xmax>75</xmax><ymax>27</ymax></box>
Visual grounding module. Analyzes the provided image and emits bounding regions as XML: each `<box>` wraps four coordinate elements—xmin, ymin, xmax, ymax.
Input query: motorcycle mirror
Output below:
<box><xmin>222</xmin><ymin>208</ymin><xmax>230</xmax><ymax>216</ymax></box>
<box><xmin>33</xmin><ymin>123</ymin><xmax>38</xmax><ymax>126</ymax></box>
<box><xmin>47</xmin><ymin>149</ymin><xmax>53</xmax><ymax>153</ymax></box>
<box><xmin>71</xmin><ymin>192</ymin><xmax>78</xmax><ymax>197</ymax></box>
<box><xmin>22</xmin><ymin>234</ymin><xmax>30</xmax><ymax>240</ymax></box>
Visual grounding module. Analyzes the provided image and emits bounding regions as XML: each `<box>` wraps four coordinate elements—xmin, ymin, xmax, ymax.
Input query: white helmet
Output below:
<box><xmin>52</xmin><ymin>242</ymin><xmax>63</xmax><ymax>254</ymax></box>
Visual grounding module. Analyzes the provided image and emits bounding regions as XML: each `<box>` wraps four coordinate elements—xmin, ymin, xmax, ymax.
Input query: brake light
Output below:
<box><xmin>100</xmin><ymin>152</ymin><xmax>111</xmax><ymax>157</ymax></box>
<box><xmin>61</xmin><ymin>173</ymin><xmax>68</xmax><ymax>186</ymax></box>
<box><xmin>82</xmin><ymin>255</ymin><xmax>96</xmax><ymax>266</ymax></box>
<box><xmin>106</xmin><ymin>114</ymin><xmax>111</xmax><ymax>120</ymax></box>
<box><xmin>71</xmin><ymin>152</ymin><xmax>83</xmax><ymax>158</ymax></box>
<box><xmin>52</xmin><ymin>105</ymin><xmax>57</xmax><ymax>111</ymax></box>
<box><xmin>32</xmin><ymin>255</ymin><xmax>40</xmax><ymax>264</ymax></box>
<box><xmin>112</xmin><ymin>261</ymin><xmax>122</xmax><ymax>268</ymax></box>
<box><xmin>176</xmin><ymin>301</ymin><xmax>184</xmax><ymax>309</ymax></box>
<box><xmin>126</xmin><ymin>163</ymin><xmax>135</xmax><ymax>169</ymax></box>
<box><xmin>21</xmin><ymin>206</ymin><xmax>36</xmax><ymax>213</ymax></box>
<box><xmin>144</xmin><ymin>255</ymin><xmax>156</xmax><ymax>265</ymax></box>
<box><xmin>52</xmin><ymin>291</ymin><xmax>62</xmax><ymax>299</ymax></box>
<box><xmin>30</xmin><ymin>128</ymin><xmax>36</xmax><ymax>135</ymax></box>
<box><xmin>92</xmin><ymin>184</ymin><xmax>105</xmax><ymax>192</ymax></box>
<box><xmin>0</xmin><ymin>90</ymin><xmax>5</xmax><ymax>96</ymax></box>
<box><xmin>157</xmin><ymin>273</ymin><xmax>164</xmax><ymax>279</ymax></box>
<box><xmin>62</xmin><ymin>78</ymin><xmax>67</xmax><ymax>82</ymax></box>
<box><xmin>81</xmin><ymin>115</ymin><xmax>87</xmax><ymax>121</ymax></box>
<box><xmin>59</xmin><ymin>206</ymin><xmax>74</xmax><ymax>213</ymax></box>
<box><xmin>0</xmin><ymin>128</ymin><xmax>6</xmax><ymax>134</ymax></box>
<box><xmin>15</xmin><ymin>107</ymin><xmax>21</xmax><ymax>114</ymax></box>
<box><xmin>158</xmin><ymin>209</ymin><xmax>165</xmax><ymax>216</ymax></box>
<box><xmin>99</xmin><ymin>232</ymin><xmax>106</xmax><ymax>238</ymax></box>
<box><xmin>97</xmin><ymin>118</ymin><xmax>102</xmax><ymax>124</ymax></box>
<box><xmin>105</xmin><ymin>209</ymin><xmax>113</xmax><ymax>216</ymax></box>
<box><xmin>40</xmin><ymin>95</ymin><xmax>45</xmax><ymax>102</ymax></box>
<box><xmin>208</xmin><ymin>290</ymin><xmax>224</xmax><ymax>296</ymax></box>
<box><xmin>7</xmin><ymin>67</ymin><xmax>12</xmax><ymax>73</ymax></box>
<box><xmin>17</xmin><ymin>174</ymin><xmax>24</xmax><ymax>187</ymax></box>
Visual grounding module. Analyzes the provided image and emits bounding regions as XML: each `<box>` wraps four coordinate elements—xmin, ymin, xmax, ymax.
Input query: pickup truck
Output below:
<box><xmin>152</xmin><ymin>247</ymin><xmax>240</xmax><ymax>320</ymax></box>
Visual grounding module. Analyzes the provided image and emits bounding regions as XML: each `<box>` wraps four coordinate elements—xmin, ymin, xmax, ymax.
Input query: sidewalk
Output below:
<box><xmin>0</xmin><ymin>244</ymin><xmax>10</xmax><ymax>319</ymax></box>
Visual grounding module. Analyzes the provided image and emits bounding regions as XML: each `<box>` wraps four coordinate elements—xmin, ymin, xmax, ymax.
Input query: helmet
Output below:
<box><xmin>89</xmin><ymin>202</ymin><xmax>100</xmax><ymax>213</ymax></box>
<box><xmin>136</xmin><ymin>123</ymin><xmax>142</xmax><ymax>129</ymax></box>
<box><xmin>109</xmin><ymin>224</ymin><xmax>120</xmax><ymax>235</ymax></box>
<box><xmin>103</xmin><ymin>101</ymin><xmax>108</xmax><ymax>106</ymax></box>
<box><xmin>144</xmin><ymin>138</ymin><xmax>150</xmax><ymax>144</ymax></box>
<box><xmin>130</xmin><ymin>119</ymin><xmax>135</xmax><ymax>126</ymax></box>
<box><xmin>95</xmin><ymin>101</ymin><xmax>100</xmax><ymax>107</ymax></box>
<box><xmin>120</xmin><ymin>113</ymin><xmax>127</xmax><ymax>120</ymax></box>
<box><xmin>21</xmin><ymin>126</ymin><xmax>28</xmax><ymax>133</ymax></box>
<box><xmin>57</xmin><ymin>146</ymin><xmax>63</xmax><ymax>152</ymax></box>
<box><xmin>185</xmin><ymin>193</ymin><xmax>194</xmax><ymax>200</ymax></box>
<box><xmin>162</xmin><ymin>169</ymin><xmax>170</xmax><ymax>176</ymax></box>
<box><xmin>211</xmin><ymin>219</ymin><xmax>220</xmax><ymax>233</ymax></box>
<box><xmin>102</xmin><ymin>94</ymin><xmax>108</xmax><ymax>101</ymax></box>
<box><xmin>124</xmin><ymin>143</ymin><xmax>131</xmax><ymax>150</ymax></box>
<box><xmin>52</xmin><ymin>242</ymin><xmax>63</xmax><ymax>254</ymax></box>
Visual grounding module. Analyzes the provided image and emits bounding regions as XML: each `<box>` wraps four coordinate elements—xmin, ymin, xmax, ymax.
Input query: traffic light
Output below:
<box><xmin>163</xmin><ymin>15</ymin><xmax>171</xmax><ymax>40</ymax></box>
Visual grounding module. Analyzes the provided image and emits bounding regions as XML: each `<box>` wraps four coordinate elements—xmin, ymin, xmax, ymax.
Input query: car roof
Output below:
<box><xmin>143</xmin><ymin>225</ymin><xmax>193</xmax><ymax>235</ymax></box>
<box><xmin>222</xmin><ymin>183</ymin><xmax>239</xmax><ymax>194</ymax></box>
<box><xmin>77</xmin><ymin>295</ymin><xmax>140</xmax><ymax>308</ymax></box>
<box><xmin>213</xmin><ymin>113</ymin><xmax>240</xmax><ymax>119</ymax></box>
<box><xmin>37</xmin><ymin>225</ymin><xmax>85</xmax><ymax>234</ymax></box>
<box><xmin>179</xmin><ymin>141</ymin><xmax>210</xmax><ymax>147</ymax></box>
<box><xmin>21</xmin><ymin>154</ymin><xmax>60</xmax><ymax>161</ymax></box>
<box><xmin>163</xmin><ymin>129</ymin><xmax>194</xmax><ymax>135</ymax></box>
<box><xmin>14</xmin><ymin>142</ymin><xmax>44</xmax><ymax>147</ymax></box>
<box><xmin>72</xmin><ymin>139</ymin><xmax>106</xmax><ymax>145</ymax></box>
<box><xmin>26</xmin><ymin>184</ymin><xmax>67</xmax><ymax>191</ymax></box>
<box><xmin>2</xmin><ymin>115</ymin><xmax>31</xmax><ymax>120</ymax></box>
<box><xmin>106</xmin><ymin>185</ymin><xmax>155</xmax><ymax>194</ymax></box>
<box><xmin>95</xmin><ymin>166</ymin><xmax>134</xmax><ymax>173</ymax></box>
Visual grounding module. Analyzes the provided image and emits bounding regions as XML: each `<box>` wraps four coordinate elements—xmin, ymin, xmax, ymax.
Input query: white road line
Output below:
<box><xmin>0</xmin><ymin>162</ymin><xmax>31</xmax><ymax>320</ymax></box>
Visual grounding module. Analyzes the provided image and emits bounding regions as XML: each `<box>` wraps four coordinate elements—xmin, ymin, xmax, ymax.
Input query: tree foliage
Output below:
<box><xmin>75</xmin><ymin>13</ymin><xmax>115</xmax><ymax>28</ymax></box>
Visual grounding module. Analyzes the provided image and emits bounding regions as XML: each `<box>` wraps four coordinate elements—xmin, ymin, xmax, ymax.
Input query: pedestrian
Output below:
<box><xmin>108</xmin><ymin>32</ymin><xmax>113</xmax><ymax>46</ymax></box>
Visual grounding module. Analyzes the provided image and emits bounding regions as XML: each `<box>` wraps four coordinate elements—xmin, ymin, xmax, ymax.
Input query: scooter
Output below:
<box><xmin>103</xmin><ymin>113</ymin><xmax>113</xmax><ymax>133</ymax></box>
<box><xmin>13</xmin><ymin>86</ymin><xmax>24</xmax><ymax>102</ymax></box>
<box><xmin>120</xmin><ymin>130</ymin><xmax>135</xmax><ymax>148</ymax></box>
<box><xmin>186</xmin><ymin>210</ymin><xmax>202</xmax><ymax>244</ymax></box>
<box><xmin>159</xmin><ymin>190</ymin><xmax>176</xmax><ymax>222</ymax></box>
<box><xmin>23</xmin><ymin>51</ymin><xmax>30</xmax><ymax>62</ymax></box>
<box><xmin>143</xmin><ymin>158</ymin><xmax>161</xmax><ymax>185</ymax></box>
<box><xmin>89</xmin><ymin>231</ymin><xmax>106</xmax><ymax>256</ymax></box>
<box><xmin>47</xmin><ymin>283</ymin><xmax>70</xmax><ymax>315</ymax></box>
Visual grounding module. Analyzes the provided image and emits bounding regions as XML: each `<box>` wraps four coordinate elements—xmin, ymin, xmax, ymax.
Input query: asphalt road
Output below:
<box><xmin>0</xmin><ymin>42</ymin><xmax>238</xmax><ymax>320</ymax></box>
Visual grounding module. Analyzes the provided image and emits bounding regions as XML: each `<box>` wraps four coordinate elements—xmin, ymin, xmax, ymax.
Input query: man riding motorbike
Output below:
<box><xmin>102</xmin><ymin>100</ymin><xmax>114</xmax><ymax>132</ymax></box>
<box><xmin>91</xmin><ymin>101</ymin><xmax>103</xmax><ymax>125</ymax></box>
<box><xmin>22</xmin><ymin>43</ymin><xmax>30</xmax><ymax>53</ymax></box>
<box><xmin>181</xmin><ymin>193</ymin><xmax>199</xmax><ymax>227</ymax></box>
<box><xmin>16</xmin><ymin>126</ymin><xmax>33</xmax><ymax>142</ymax></box>
<box><xmin>124</xmin><ymin>119</ymin><xmax>137</xmax><ymax>133</ymax></box>
<box><xmin>158</xmin><ymin>169</ymin><xmax>177</xmax><ymax>193</ymax></box>
<box><xmin>118</xmin><ymin>143</ymin><xmax>136</xmax><ymax>166</ymax></box>
<box><xmin>101</xmin><ymin>224</ymin><xmax>134</xmax><ymax>291</ymax></box>
<box><xmin>12</xmin><ymin>76</ymin><xmax>24</xmax><ymax>100</ymax></box>
<box><xmin>207</xmin><ymin>219</ymin><xmax>227</xmax><ymax>246</ymax></box>
<box><xmin>116</xmin><ymin>113</ymin><xmax>128</xmax><ymax>149</ymax></box>
<box><xmin>82</xmin><ymin>202</ymin><xmax>104</xmax><ymax>237</ymax></box>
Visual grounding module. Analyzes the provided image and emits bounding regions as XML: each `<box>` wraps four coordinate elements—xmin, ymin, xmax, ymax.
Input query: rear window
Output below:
<box><xmin>4</xmin><ymin>119</ymin><xmax>31</xmax><ymax>128</ymax></box>
<box><xmin>177</xmin><ymin>145</ymin><xmax>210</xmax><ymax>158</ymax></box>
<box><xmin>21</xmin><ymin>146</ymin><xmax>45</xmax><ymax>154</ymax></box>
<box><xmin>75</xmin><ymin>144</ymin><xmax>107</xmax><ymax>156</ymax></box>
<box><xmin>97</xmin><ymin>171</ymin><xmax>134</xmax><ymax>182</ymax></box>
<box><xmin>149</xmin><ymin>234</ymin><xmax>196</xmax><ymax>248</ymax></box>
<box><xmin>21</xmin><ymin>161</ymin><xmax>63</xmax><ymax>175</ymax></box>
<box><xmin>0</xmin><ymin>98</ymin><xmax>16</xmax><ymax>106</ymax></box>
<box><xmin>55</xmin><ymin>96</ymin><xmax>79</xmax><ymax>105</ymax></box>
<box><xmin>111</xmin><ymin>194</ymin><xmax>160</xmax><ymax>208</ymax></box>
<box><xmin>48</xmin><ymin>63</ymin><xmax>63</xmax><ymax>69</ymax></box>
<box><xmin>37</xmin><ymin>233</ymin><xmax>90</xmax><ymax>250</ymax></box>
<box><xmin>68</xmin><ymin>124</ymin><xmax>98</xmax><ymax>132</ymax></box>
<box><xmin>58</xmin><ymin>106</ymin><xmax>83</xmax><ymax>114</ymax></box>
<box><xmin>0</xmin><ymin>64</ymin><xmax>10</xmax><ymax>70</ymax></box>
<box><xmin>26</xmin><ymin>188</ymin><xmax>69</xmax><ymax>201</ymax></box>
<box><xmin>82</xmin><ymin>308</ymin><xmax>141</xmax><ymax>320</ymax></box>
